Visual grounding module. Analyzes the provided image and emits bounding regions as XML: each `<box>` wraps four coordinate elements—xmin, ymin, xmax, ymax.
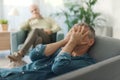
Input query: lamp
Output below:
<box><xmin>8</xmin><ymin>8</ymin><xmax>19</xmax><ymax>16</ymax></box>
<box><xmin>8</xmin><ymin>8</ymin><xmax>19</xmax><ymax>31</ymax></box>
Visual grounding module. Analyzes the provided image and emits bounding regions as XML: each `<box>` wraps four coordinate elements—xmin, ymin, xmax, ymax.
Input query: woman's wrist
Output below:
<box><xmin>60</xmin><ymin>39</ymin><xmax>68</xmax><ymax>47</ymax></box>
<box><xmin>68</xmin><ymin>39</ymin><xmax>77</xmax><ymax>46</ymax></box>
<box><xmin>68</xmin><ymin>41</ymin><xmax>76</xmax><ymax>48</ymax></box>
<box><xmin>61</xmin><ymin>40</ymin><xmax>76</xmax><ymax>53</ymax></box>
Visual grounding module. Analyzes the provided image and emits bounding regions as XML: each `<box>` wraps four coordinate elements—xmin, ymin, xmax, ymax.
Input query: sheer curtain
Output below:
<box><xmin>0</xmin><ymin>0</ymin><xmax>4</xmax><ymax>19</ymax></box>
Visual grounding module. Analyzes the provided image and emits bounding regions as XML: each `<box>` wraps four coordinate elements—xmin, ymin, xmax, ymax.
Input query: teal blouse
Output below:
<box><xmin>0</xmin><ymin>44</ymin><xmax>96</xmax><ymax>80</ymax></box>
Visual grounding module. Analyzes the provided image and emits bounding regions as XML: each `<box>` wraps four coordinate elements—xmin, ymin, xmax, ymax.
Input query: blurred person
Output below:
<box><xmin>7</xmin><ymin>4</ymin><xmax>61</xmax><ymax>63</ymax></box>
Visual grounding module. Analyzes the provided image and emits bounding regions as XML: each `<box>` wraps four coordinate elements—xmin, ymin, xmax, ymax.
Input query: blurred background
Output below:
<box><xmin>0</xmin><ymin>0</ymin><xmax>119</xmax><ymax>38</ymax></box>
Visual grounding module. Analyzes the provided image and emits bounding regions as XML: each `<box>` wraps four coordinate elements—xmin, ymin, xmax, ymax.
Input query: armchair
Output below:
<box><xmin>10</xmin><ymin>30</ymin><xmax>64</xmax><ymax>53</ymax></box>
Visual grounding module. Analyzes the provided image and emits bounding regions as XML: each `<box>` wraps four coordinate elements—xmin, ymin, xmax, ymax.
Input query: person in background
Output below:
<box><xmin>7</xmin><ymin>4</ymin><xmax>61</xmax><ymax>63</ymax></box>
<box><xmin>0</xmin><ymin>23</ymin><xmax>96</xmax><ymax>80</ymax></box>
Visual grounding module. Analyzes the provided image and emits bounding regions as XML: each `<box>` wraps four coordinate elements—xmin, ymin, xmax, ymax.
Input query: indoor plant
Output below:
<box><xmin>0</xmin><ymin>19</ymin><xmax>8</xmax><ymax>31</ymax></box>
<box><xmin>53</xmin><ymin>0</ymin><xmax>100</xmax><ymax>30</ymax></box>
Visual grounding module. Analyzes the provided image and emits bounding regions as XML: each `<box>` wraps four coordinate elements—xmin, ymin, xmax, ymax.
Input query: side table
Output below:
<box><xmin>0</xmin><ymin>31</ymin><xmax>10</xmax><ymax>50</ymax></box>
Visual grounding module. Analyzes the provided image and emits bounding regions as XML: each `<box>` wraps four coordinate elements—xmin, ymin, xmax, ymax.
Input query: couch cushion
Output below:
<box><xmin>88</xmin><ymin>36</ymin><xmax>120</xmax><ymax>62</ymax></box>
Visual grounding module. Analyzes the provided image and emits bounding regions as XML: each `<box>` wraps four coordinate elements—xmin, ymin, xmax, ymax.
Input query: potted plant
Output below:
<box><xmin>0</xmin><ymin>19</ymin><xmax>8</xmax><ymax>31</ymax></box>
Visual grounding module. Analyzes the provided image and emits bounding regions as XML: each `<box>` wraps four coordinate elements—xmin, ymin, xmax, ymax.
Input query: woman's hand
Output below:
<box><xmin>64</xmin><ymin>28</ymin><xmax>73</xmax><ymax>42</ymax></box>
<box><xmin>68</xmin><ymin>26</ymin><xmax>89</xmax><ymax>46</ymax></box>
<box><xmin>64</xmin><ymin>24</ymin><xmax>78</xmax><ymax>43</ymax></box>
<box><xmin>44</xmin><ymin>29</ymin><xmax>53</xmax><ymax>35</ymax></box>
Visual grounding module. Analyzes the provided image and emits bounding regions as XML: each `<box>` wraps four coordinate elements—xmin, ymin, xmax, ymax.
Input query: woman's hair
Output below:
<box><xmin>77</xmin><ymin>23</ymin><xmax>95</xmax><ymax>39</ymax></box>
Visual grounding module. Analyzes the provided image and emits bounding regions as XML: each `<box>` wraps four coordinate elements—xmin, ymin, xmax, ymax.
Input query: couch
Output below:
<box><xmin>10</xmin><ymin>30</ymin><xmax>64</xmax><ymax>53</ymax></box>
<box><xmin>50</xmin><ymin>36</ymin><xmax>120</xmax><ymax>80</ymax></box>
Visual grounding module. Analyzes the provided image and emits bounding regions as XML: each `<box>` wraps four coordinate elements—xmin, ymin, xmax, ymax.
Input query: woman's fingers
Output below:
<box><xmin>70</xmin><ymin>25</ymin><xmax>89</xmax><ymax>38</ymax></box>
<box><xmin>83</xmin><ymin>31</ymin><xmax>89</xmax><ymax>38</ymax></box>
<box><xmin>80</xmin><ymin>26</ymin><xmax>85</xmax><ymax>35</ymax></box>
<box><xmin>81</xmin><ymin>42</ymin><xmax>88</xmax><ymax>45</ymax></box>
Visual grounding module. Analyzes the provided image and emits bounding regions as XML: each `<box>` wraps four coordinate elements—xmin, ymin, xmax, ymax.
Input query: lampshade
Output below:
<box><xmin>8</xmin><ymin>8</ymin><xmax>19</xmax><ymax>16</ymax></box>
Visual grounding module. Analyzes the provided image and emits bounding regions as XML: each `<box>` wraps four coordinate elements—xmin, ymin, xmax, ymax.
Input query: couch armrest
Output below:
<box><xmin>50</xmin><ymin>55</ymin><xmax>120</xmax><ymax>80</ymax></box>
<box><xmin>56</xmin><ymin>30</ymin><xmax>64</xmax><ymax>41</ymax></box>
<box><xmin>10</xmin><ymin>30</ymin><xmax>28</xmax><ymax>53</ymax></box>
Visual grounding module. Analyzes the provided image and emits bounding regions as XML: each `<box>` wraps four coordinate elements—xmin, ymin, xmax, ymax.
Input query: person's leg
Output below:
<box><xmin>20</xmin><ymin>29</ymin><xmax>43</xmax><ymax>54</ymax></box>
<box><xmin>38</xmin><ymin>30</ymin><xmax>51</xmax><ymax>44</ymax></box>
<box><xmin>8</xmin><ymin>29</ymin><xmax>43</xmax><ymax>61</ymax></box>
<box><xmin>33</xmin><ymin>28</ymin><xmax>51</xmax><ymax>47</ymax></box>
<box><xmin>49</xmin><ymin>33</ymin><xmax>57</xmax><ymax>43</ymax></box>
<box><xmin>33</xmin><ymin>37</ymin><xmax>42</xmax><ymax>48</ymax></box>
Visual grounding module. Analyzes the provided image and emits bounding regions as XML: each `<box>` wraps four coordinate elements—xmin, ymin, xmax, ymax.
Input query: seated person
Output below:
<box><xmin>0</xmin><ymin>23</ymin><xmax>96</xmax><ymax>80</ymax></box>
<box><xmin>7</xmin><ymin>4</ymin><xmax>61</xmax><ymax>62</ymax></box>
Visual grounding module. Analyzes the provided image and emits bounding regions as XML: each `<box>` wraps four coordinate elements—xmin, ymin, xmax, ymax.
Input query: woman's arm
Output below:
<box><xmin>44</xmin><ymin>25</ymin><xmax>74</xmax><ymax>56</ymax></box>
<box><xmin>29</xmin><ymin>40</ymin><xmax>67</xmax><ymax>61</ymax></box>
<box><xmin>44</xmin><ymin>39</ymin><xmax>67</xmax><ymax>56</ymax></box>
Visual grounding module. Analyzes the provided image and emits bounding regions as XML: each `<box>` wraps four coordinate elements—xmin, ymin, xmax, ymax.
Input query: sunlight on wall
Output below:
<box><xmin>4</xmin><ymin>0</ymin><xmax>32</xmax><ymax>6</ymax></box>
<box><xmin>93</xmin><ymin>0</ymin><xmax>113</xmax><ymax>15</ymax></box>
<box><xmin>44</xmin><ymin>0</ymin><xmax>64</xmax><ymax>7</ymax></box>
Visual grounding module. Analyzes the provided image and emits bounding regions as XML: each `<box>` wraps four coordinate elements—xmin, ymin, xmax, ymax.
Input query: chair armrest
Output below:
<box><xmin>56</xmin><ymin>30</ymin><xmax>64</xmax><ymax>41</ymax></box>
<box><xmin>50</xmin><ymin>55</ymin><xmax>120</xmax><ymax>80</ymax></box>
<box><xmin>10</xmin><ymin>30</ymin><xmax>28</xmax><ymax>53</ymax></box>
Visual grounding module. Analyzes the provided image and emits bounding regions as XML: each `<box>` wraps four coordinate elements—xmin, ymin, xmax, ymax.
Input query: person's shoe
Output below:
<box><xmin>7</xmin><ymin>52</ymin><xmax>23</xmax><ymax>62</ymax></box>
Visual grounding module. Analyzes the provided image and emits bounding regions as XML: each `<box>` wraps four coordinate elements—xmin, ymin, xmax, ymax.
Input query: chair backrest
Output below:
<box><xmin>88</xmin><ymin>36</ymin><xmax>120</xmax><ymax>62</ymax></box>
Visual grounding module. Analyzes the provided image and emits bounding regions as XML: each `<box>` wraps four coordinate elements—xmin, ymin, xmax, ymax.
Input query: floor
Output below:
<box><xmin>0</xmin><ymin>50</ymin><xmax>10</xmax><ymax>68</ymax></box>
<box><xmin>0</xmin><ymin>50</ymin><xmax>32</xmax><ymax>68</ymax></box>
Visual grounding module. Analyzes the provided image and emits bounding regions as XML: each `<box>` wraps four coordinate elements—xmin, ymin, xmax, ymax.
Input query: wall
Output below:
<box><xmin>93</xmin><ymin>0</ymin><xmax>114</xmax><ymax>37</ymax></box>
<box><xmin>91</xmin><ymin>0</ymin><xmax>120</xmax><ymax>39</ymax></box>
<box><xmin>112</xmin><ymin>0</ymin><xmax>120</xmax><ymax>39</ymax></box>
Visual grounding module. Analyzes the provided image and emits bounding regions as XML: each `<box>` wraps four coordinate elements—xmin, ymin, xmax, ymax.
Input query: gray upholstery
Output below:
<box><xmin>10</xmin><ymin>30</ymin><xmax>64</xmax><ymax>53</ymax></box>
<box><xmin>50</xmin><ymin>36</ymin><xmax>120</xmax><ymax>80</ymax></box>
<box><xmin>89</xmin><ymin>36</ymin><xmax>120</xmax><ymax>62</ymax></box>
<box><xmin>10</xmin><ymin>30</ymin><xmax>27</xmax><ymax>53</ymax></box>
